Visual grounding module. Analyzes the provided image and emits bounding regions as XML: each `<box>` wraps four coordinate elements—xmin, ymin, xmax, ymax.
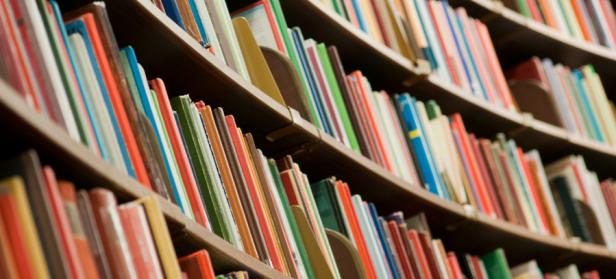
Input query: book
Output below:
<box><xmin>179</xmin><ymin>250</ymin><xmax>216</xmax><ymax>279</ymax></box>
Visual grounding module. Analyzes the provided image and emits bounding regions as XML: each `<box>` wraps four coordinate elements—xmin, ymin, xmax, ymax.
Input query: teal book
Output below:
<box><xmin>311</xmin><ymin>178</ymin><xmax>348</xmax><ymax>236</ymax></box>
<box><xmin>480</xmin><ymin>248</ymin><xmax>512</xmax><ymax>279</ymax></box>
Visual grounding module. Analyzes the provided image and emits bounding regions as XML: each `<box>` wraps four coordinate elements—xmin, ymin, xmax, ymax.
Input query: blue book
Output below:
<box><xmin>368</xmin><ymin>203</ymin><xmax>401</xmax><ymax>279</ymax></box>
<box><xmin>397</xmin><ymin>94</ymin><xmax>444</xmax><ymax>198</ymax></box>
<box><xmin>573</xmin><ymin>70</ymin><xmax>605</xmax><ymax>142</ymax></box>
<box><xmin>161</xmin><ymin>0</ymin><xmax>186</xmax><ymax>28</ymax></box>
<box><xmin>187</xmin><ymin>0</ymin><xmax>209</xmax><ymax>46</ymax></box>
<box><xmin>290</xmin><ymin>27</ymin><xmax>334</xmax><ymax>135</ymax></box>
<box><xmin>453</xmin><ymin>11</ymin><xmax>487</xmax><ymax>98</ymax></box>
<box><xmin>442</xmin><ymin>1</ymin><xmax>474</xmax><ymax>92</ymax></box>
<box><xmin>120</xmin><ymin>47</ymin><xmax>190</xmax><ymax>215</ymax></box>
<box><xmin>349</xmin><ymin>0</ymin><xmax>368</xmax><ymax>33</ymax></box>
<box><xmin>65</xmin><ymin>19</ymin><xmax>141</xmax><ymax>179</ymax></box>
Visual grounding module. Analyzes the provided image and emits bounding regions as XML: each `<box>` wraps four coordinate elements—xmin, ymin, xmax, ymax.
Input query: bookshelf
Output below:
<box><xmin>448</xmin><ymin>0</ymin><xmax>616</xmax><ymax>95</ymax></box>
<box><xmin>4</xmin><ymin>0</ymin><xmax>616</xmax><ymax>276</ymax></box>
<box><xmin>276</xmin><ymin>0</ymin><xmax>616</xmax><ymax>177</ymax></box>
<box><xmin>0</xmin><ymin>79</ymin><xmax>290</xmax><ymax>279</ymax></box>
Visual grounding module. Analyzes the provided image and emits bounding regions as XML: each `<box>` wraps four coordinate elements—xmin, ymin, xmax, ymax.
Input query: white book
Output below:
<box><xmin>374</xmin><ymin>92</ymin><xmax>405</xmax><ymax>178</ymax></box>
<box><xmin>414</xmin><ymin>0</ymin><xmax>451</xmax><ymax>83</ymax></box>
<box><xmin>510</xmin><ymin>260</ymin><xmax>542</xmax><ymax>279</ymax></box>
<box><xmin>556</xmin><ymin>264</ymin><xmax>582</xmax><ymax>279</ymax></box>
<box><xmin>192</xmin><ymin>0</ymin><xmax>224</xmax><ymax>58</ymax></box>
<box><xmin>542</xmin><ymin>59</ymin><xmax>579</xmax><ymax>135</ymax></box>
<box><xmin>204</xmin><ymin>0</ymin><xmax>250</xmax><ymax>80</ymax></box>
<box><xmin>24</xmin><ymin>0</ymin><xmax>81</xmax><ymax>140</ymax></box>
<box><xmin>583</xmin><ymin>67</ymin><xmax>616</xmax><ymax>146</ymax></box>
<box><xmin>352</xmin><ymin>195</ymin><xmax>391</xmax><ymax>279</ymax></box>
<box><xmin>70</xmin><ymin>34</ymin><xmax>127</xmax><ymax>174</ymax></box>
<box><xmin>233</xmin><ymin>3</ymin><xmax>279</xmax><ymax>51</ymax></box>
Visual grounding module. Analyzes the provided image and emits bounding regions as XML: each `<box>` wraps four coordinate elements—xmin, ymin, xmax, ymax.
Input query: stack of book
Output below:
<box><xmin>501</xmin><ymin>0</ymin><xmax>616</xmax><ymax>49</ymax></box>
<box><xmin>313</xmin><ymin>0</ymin><xmax>516</xmax><ymax>111</ymax></box>
<box><xmin>462</xmin><ymin>248</ymin><xmax>602</xmax><ymax>279</ymax></box>
<box><xmin>507</xmin><ymin>58</ymin><xmax>616</xmax><ymax>147</ymax></box>
<box><xmin>0</xmin><ymin>150</ymin><xmax>248</xmax><ymax>279</ymax></box>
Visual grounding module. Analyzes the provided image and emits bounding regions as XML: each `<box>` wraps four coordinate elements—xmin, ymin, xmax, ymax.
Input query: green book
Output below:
<box><xmin>268</xmin><ymin>160</ymin><xmax>316</xmax><ymax>279</ymax></box>
<box><xmin>311</xmin><ymin>178</ymin><xmax>348</xmax><ymax>236</ymax></box>
<box><xmin>316</xmin><ymin>43</ymin><xmax>360</xmax><ymax>152</ymax></box>
<box><xmin>515</xmin><ymin>0</ymin><xmax>531</xmax><ymax>18</ymax></box>
<box><xmin>480</xmin><ymin>248</ymin><xmax>512</xmax><ymax>279</ymax></box>
<box><xmin>425</xmin><ymin>100</ymin><xmax>442</xmax><ymax>120</ymax></box>
<box><xmin>171</xmin><ymin>96</ymin><xmax>232</xmax><ymax>241</ymax></box>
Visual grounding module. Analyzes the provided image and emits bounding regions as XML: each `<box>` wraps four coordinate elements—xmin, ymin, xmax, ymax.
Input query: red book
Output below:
<box><xmin>471</xmin><ymin>256</ymin><xmax>486</xmax><ymax>279</ymax></box>
<box><xmin>386</xmin><ymin>221</ymin><xmax>416</xmax><ymax>279</ymax></box>
<box><xmin>179</xmin><ymin>250</ymin><xmax>216</xmax><ymax>279</ymax></box>
<box><xmin>0</xmin><ymin>194</ymin><xmax>34</xmax><ymax>278</ymax></box>
<box><xmin>151</xmin><ymin>79</ymin><xmax>209</xmax><ymax>227</ymax></box>
<box><xmin>350</xmin><ymin>71</ymin><xmax>394</xmax><ymax>171</ymax></box>
<box><xmin>447</xmin><ymin>252</ymin><xmax>464</xmax><ymax>279</ymax></box>
<box><xmin>118</xmin><ymin>203</ymin><xmax>164</xmax><ymax>278</ymax></box>
<box><xmin>336</xmin><ymin>182</ymin><xmax>378</xmax><ymax>279</ymax></box>
<box><xmin>600</xmin><ymin>181</ymin><xmax>616</xmax><ymax>228</ymax></box>
<box><xmin>525</xmin><ymin>0</ymin><xmax>544</xmax><ymax>22</ymax></box>
<box><xmin>89</xmin><ymin>188</ymin><xmax>136</xmax><ymax>278</ymax></box>
<box><xmin>497</xmin><ymin>150</ymin><xmax>528</xmax><ymax>227</ymax></box>
<box><xmin>42</xmin><ymin>167</ymin><xmax>85</xmax><ymax>278</ymax></box>
<box><xmin>518</xmin><ymin>151</ymin><xmax>551</xmax><ymax>234</ymax></box>
<box><xmin>451</xmin><ymin>115</ymin><xmax>495</xmax><ymax>216</ymax></box>
<box><xmin>225</xmin><ymin>116</ymin><xmax>284</xmax><ymax>272</ymax></box>
<box><xmin>506</xmin><ymin>57</ymin><xmax>549</xmax><ymax>87</ymax></box>
<box><xmin>407</xmin><ymin>230</ymin><xmax>433</xmax><ymax>279</ymax></box>
<box><xmin>57</xmin><ymin>181</ymin><xmax>101</xmax><ymax>279</ymax></box>
<box><xmin>470</xmin><ymin>136</ymin><xmax>504</xmax><ymax>220</ymax></box>
<box><xmin>417</xmin><ymin>232</ymin><xmax>442</xmax><ymax>279</ymax></box>
<box><xmin>75</xmin><ymin>13</ymin><xmax>151</xmax><ymax>189</ymax></box>
<box><xmin>346</xmin><ymin>74</ymin><xmax>381</xmax><ymax>163</ymax></box>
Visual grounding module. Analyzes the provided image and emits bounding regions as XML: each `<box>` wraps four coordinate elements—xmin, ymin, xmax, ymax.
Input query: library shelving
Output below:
<box><xmin>448</xmin><ymin>0</ymin><xmax>616</xmax><ymax>95</ymax></box>
<box><xmin>277</xmin><ymin>0</ymin><xmax>616</xmax><ymax>178</ymax></box>
<box><xmin>0</xmin><ymin>79</ymin><xmax>290</xmax><ymax>279</ymax></box>
<box><xmin>4</xmin><ymin>0</ymin><xmax>616</xmax><ymax>276</ymax></box>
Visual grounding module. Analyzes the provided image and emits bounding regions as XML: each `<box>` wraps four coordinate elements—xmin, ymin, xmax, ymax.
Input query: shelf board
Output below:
<box><xmin>0</xmin><ymin>80</ymin><xmax>289</xmax><ymax>279</ymax></box>
<box><xmin>449</xmin><ymin>0</ymin><xmax>616</xmax><ymax>96</ymax></box>
<box><xmin>277</xmin><ymin>0</ymin><xmax>428</xmax><ymax>91</ymax></box>
<box><xmin>30</xmin><ymin>0</ymin><xmax>616</xmax><ymax>274</ymax></box>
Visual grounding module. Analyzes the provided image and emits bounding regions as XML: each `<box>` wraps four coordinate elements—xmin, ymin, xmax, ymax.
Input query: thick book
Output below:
<box><xmin>480</xmin><ymin>248</ymin><xmax>512</xmax><ymax>279</ymax></box>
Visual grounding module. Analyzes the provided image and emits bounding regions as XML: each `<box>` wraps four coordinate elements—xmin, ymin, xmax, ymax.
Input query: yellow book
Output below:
<box><xmin>583</xmin><ymin>67</ymin><xmax>616</xmax><ymax>146</ymax></box>
<box><xmin>0</xmin><ymin>176</ymin><xmax>50</xmax><ymax>278</ymax></box>
<box><xmin>132</xmin><ymin>196</ymin><xmax>182</xmax><ymax>278</ymax></box>
<box><xmin>358</xmin><ymin>0</ymin><xmax>384</xmax><ymax>44</ymax></box>
<box><xmin>0</xmin><ymin>204</ymin><xmax>18</xmax><ymax>278</ymax></box>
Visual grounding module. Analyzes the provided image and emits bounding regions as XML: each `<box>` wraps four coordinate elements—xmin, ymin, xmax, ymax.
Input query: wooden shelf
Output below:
<box><xmin>93</xmin><ymin>0</ymin><xmax>616</xmax><ymax>272</ymax></box>
<box><xmin>448</xmin><ymin>0</ymin><xmax>616</xmax><ymax>96</ymax></box>
<box><xmin>15</xmin><ymin>0</ymin><xmax>616</xmax><ymax>275</ymax></box>
<box><xmin>0</xmin><ymin>80</ymin><xmax>290</xmax><ymax>279</ymax></box>
<box><xmin>269</xmin><ymin>0</ymin><xmax>616</xmax><ymax>179</ymax></box>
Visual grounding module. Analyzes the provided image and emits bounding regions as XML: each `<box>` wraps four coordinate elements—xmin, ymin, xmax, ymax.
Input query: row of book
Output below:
<box><xmin>4</xmin><ymin>0</ymin><xmax>616</xmax><ymax>254</ymax></box>
<box><xmin>502</xmin><ymin>0</ymin><xmax>616</xmax><ymax>49</ymax></box>
<box><xmin>507</xmin><ymin>57</ymin><xmax>616</xmax><ymax>147</ymax></box>
<box><xmin>314</xmin><ymin>0</ymin><xmax>516</xmax><ymax>111</ymax></box>
<box><xmin>0</xmin><ymin>149</ymin><xmax>605</xmax><ymax>278</ymax></box>
<box><xmin>0</xmin><ymin>150</ymin><xmax>249</xmax><ymax>278</ymax></box>
<box><xmin>464</xmin><ymin>248</ymin><xmax>600</xmax><ymax>279</ymax></box>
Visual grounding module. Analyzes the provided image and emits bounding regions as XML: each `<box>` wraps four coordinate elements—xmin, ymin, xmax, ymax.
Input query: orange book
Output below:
<box><xmin>336</xmin><ymin>182</ymin><xmax>378</xmax><ymax>279</ymax></box>
<box><xmin>200</xmin><ymin>105</ymin><xmax>257</xmax><ymax>257</ymax></box>
<box><xmin>150</xmin><ymin>79</ymin><xmax>209</xmax><ymax>227</ymax></box>
<box><xmin>0</xmin><ymin>211</ymin><xmax>18</xmax><ymax>278</ymax></box>
<box><xmin>57</xmin><ymin>182</ymin><xmax>101</xmax><ymax>279</ymax></box>
<box><xmin>0</xmin><ymin>194</ymin><xmax>34</xmax><ymax>278</ymax></box>
<box><xmin>42</xmin><ymin>167</ymin><xmax>85</xmax><ymax>278</ymax></box>
<box><xmin>179</xmin><ymin>250</ymin><xmax>216</xmax><ymax>279</ymax></box>
<box><xmin>351</xmin><ymin>71</ymin><xmax>394</xmax><ymax>171</ymax></box>
<box><xmin>407</xmin><ymin>230</ymin><xmax>433</xmax><ymax>279</ymax></box>
<box><xmin>518</xmin><ymin>149</ymin><xmax>551</xmax><ymax>233</ymax></box>
<box><xmin>226</xmin><ymin>116</ymin><xmax>285</xmax><ymax>272</ymax></box>
<box><xmin>447</xmin><ymin>252</ymin><xmax>464</xmax><ymax>279</ymax></box>
<box><xmin>75</xmin><ymin>13</ymin><xmax>151</xmax><ymax>188</ymax></box>
<box><xmin>536</xmin><ymin>0</ymin><xmax>557</xmax><ymax>28</ymax></box>
<box><xmin>570</xmin><ymin>0</ymin><xmax>594</xmax><ymax>41</ymax></box>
